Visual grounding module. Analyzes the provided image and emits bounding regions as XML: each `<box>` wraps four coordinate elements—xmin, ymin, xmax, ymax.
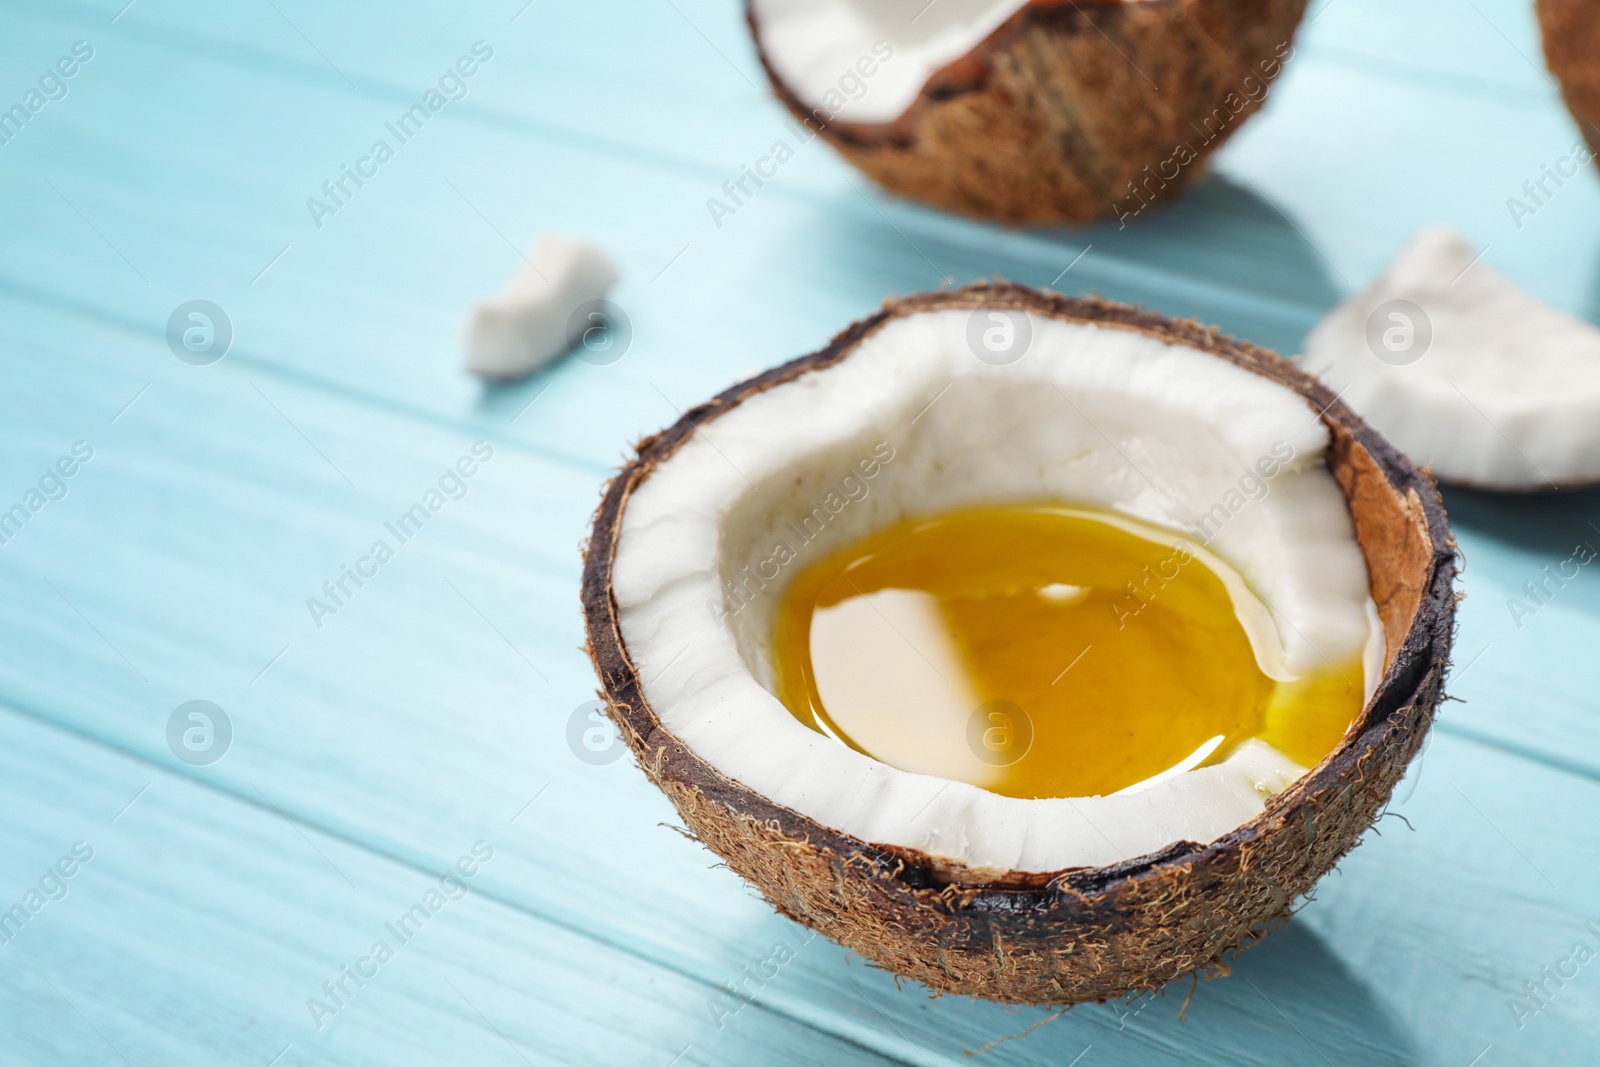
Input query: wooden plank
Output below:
<box><xmin>0</xmin><ymin>299</ymin><xmax>1597</xmax><ymax>1064</ymax></box>
<box><xmin>2</xmin><ymin>649</ymin><xmax>1597</xmax><ymax>1066</ymax></box>
<box><xmin>1</xmin><ymin>1</ymin><xmax>1598</xmax><ymax>1063</ymax></box>
<box><xmin>0</xmin><ymin>703</ymin><xmax>914</xmax><ymax>1067</ymax></box>
<box><xmin>1427</xmin><ymin>485</ymin><xmax>1600</xmax><ymax>781</ymax></box>
<box><xmin>0</xmin><ymin>0</ymin><xmax>1591</xmax><ymax>476</ymax></box>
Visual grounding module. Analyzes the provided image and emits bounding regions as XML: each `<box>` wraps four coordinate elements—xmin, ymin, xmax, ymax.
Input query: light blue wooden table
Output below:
<box><xmin>1</xmin><ymin>0</ymin><xmax>1597</xmax><ymax>1063</ymax></box>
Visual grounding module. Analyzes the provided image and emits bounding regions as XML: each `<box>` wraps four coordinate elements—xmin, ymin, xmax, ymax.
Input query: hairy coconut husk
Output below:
<box><xmin>1538</xmin><ymin>0</ymin><xmax>1600</xmax><ymax>159</ymax></box>
<box><xmin>747</xmin><ymin>0</ymin><xmax>1310</xmax><ymax>225</ymax></box>
<box><xmin>582</xmin><ymin>284</ymin><xmax>1456</xmax><ymax>1004</ymax></box>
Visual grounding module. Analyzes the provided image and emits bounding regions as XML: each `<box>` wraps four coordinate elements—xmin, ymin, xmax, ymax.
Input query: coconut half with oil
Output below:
<box><xmin>583</xmin><ymin>284</ymin><xmax>1455</xmax><ymax>1003</ymax></box>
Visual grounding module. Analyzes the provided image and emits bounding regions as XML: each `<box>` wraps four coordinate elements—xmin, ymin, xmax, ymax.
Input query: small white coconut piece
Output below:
<box><xmin>463</xmin><ymin>235</ymin><xmax>619</xmax><ymax>381</ymax></box>
<box><xmin>1303</xmin><ymin>227</ymin><xmax>1600</xmax><ymax>489</ymax></box>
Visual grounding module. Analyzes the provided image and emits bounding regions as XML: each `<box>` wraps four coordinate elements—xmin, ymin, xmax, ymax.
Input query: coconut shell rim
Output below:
<box><xmin>744</xmin><ymin>0</ymin><xmax>1138</xmax><ymax>148</ymax></box>
<box><xmin>582</xmin><ymin>282</ymin><xmax>1456</xmax><ymax>912</ymax></box>
<box><xmin>1537</xmin><ymin>0</ymin><xmax>1600</xmax><ymax>160</ymax></box>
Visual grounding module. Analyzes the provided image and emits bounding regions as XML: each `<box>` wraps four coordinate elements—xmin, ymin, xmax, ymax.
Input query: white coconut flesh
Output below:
<box><xmin>1304</xmin><ymin>227</ymin><xmax>1600</xmax><ymax>489</ymax></box>
<box><xmin>750</xmin><ymin>0</ymin><xmax>1031</xmax><ymax>126</ymax></box>
<box><xmin>611</xmin><ymin>310</ymin><xmax>1384</xmax><ymax>874</ymax></box>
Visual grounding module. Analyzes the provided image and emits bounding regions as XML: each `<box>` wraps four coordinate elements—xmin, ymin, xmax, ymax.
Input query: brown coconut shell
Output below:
<box><xmin>1538</xmin><ymin>0</ymin><xmax>1600</xmax><ymax>159</ymax></box>
<box><xmin>746</xmin><ymin>0</ymin><xmax>1309</xmax><ymax>225</ymax></box>
<box><xmin>582</xmin><ymin>284</ymin><xmax>1456</xmax><ymax>1004</ymax></box>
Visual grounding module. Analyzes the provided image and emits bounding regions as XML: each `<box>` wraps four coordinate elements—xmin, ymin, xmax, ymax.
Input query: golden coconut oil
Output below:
<box><xmin>772</xmin><ymin>505</ymin><xmax>1364</xmax><ymax>799</ymax></box>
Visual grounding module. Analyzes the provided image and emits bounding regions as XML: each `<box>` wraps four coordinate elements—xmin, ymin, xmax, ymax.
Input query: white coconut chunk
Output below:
<box><xmin>463</xmin><ymin>234</ymin><xmax>619</xmax><ymax>381</ymax></box>
<box><xmin>613</xmin><ymin>311</ymin><xmax>1380</xmax><ymax>873</ymax></box>
<box><xmin>750</xmin><ymin>0</ymin><xmax>1029</xmax><ymax>125</ymax></box>
<box><xmin>1303</xmin><ymin>226</ymin><xmax>1600</xmax><ymax>489</ymax></box>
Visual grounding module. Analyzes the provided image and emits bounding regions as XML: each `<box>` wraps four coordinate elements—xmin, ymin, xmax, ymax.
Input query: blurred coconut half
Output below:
<box><xmin>745</xmin><ymin>0</ymin><xmax>1309</xmax><ymax>223</ymax></box>
<box><xmin>1539</xmin><ymin>0</ymin><xmax>1600</xmax><ymax>160</ymax></box>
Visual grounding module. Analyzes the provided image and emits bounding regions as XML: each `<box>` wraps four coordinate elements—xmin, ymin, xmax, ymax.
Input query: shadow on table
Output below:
<box><xmin>779</xmin><ymin>915</ymin><xmax>1418</xmax><ymax>1066</ymax></box>
<box><xmin>797</xmin><ymin>169</ymin><xmax>1345</xmax><ymax>359</ymax></box>
<box><xmin>1440</xmin><ymin>484</ymin><xmax>1600</xmax><ymax>557</ymax></box>
<box><xmin>1439</xmin><ymin>483</ymin><xmax>1600</xmax><ymax>620</ymax></box>
<box><xmin>1583</xmin><ymin>242</ymin><xmax>1600</xmax><ymax>327</ymax></box>
<box><xmin>474</xmin><ymin>368</ymin><xmax>558</xmax><ymax>424</ymax></box>
<box><xmin>1045</xmin><ymin>170</ymin><xmax>1350</xmax><ymax>313</ymax></box>
<box><xmin>966</xmin><ymin>921</ymin><xmax>1420</xmax><ymax>1067</ymax></box>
